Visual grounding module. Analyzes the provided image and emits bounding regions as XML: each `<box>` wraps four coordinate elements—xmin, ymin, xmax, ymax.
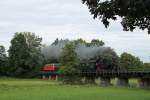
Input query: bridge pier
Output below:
<box><xmin>100</xmin><ymin>77</ymin><xmax>111</xmax><ymax>86</ymax></box>
<box><xmin>138</xmin><ymin>78</ymin><xmax>150</xmax><ymax>88</ymax></box>
<box><xmin>42</xmin><ymin>75</ymin><xmax>46</xmax><ymax>79</ymax></box>
<box><xmin>81</xmin><ymin>77</ymin><xmax>96</xmax><ymax>84</ymax></box>
<box><xmin>117</xmin><ymin>78</ymin><xmax>129</xmax><ymax>87</ymax></box>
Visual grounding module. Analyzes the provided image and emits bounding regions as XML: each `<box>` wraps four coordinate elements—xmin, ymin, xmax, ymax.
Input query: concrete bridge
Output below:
<box><xmin>40</xmin><ymin>70</ymin><xmax>150</xmax><ymax>87</ymax></box>
<box><xmin>81</xmin><ymin>70</ymin><xmax>150</xmax><ymax>87</ymax></box>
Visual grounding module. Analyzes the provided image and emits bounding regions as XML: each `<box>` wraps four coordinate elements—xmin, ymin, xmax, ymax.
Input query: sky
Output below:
<box><xmin>0</xmin><ymin>0</ymin><xmax>150</xmax><ymax>62</ymax></box>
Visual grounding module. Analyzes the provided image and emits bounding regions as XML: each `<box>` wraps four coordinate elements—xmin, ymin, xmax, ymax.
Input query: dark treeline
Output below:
<box><xmin>0</xmin><ymin>32</ymin><xmax>149</xmax><ymax>80</ymax></box>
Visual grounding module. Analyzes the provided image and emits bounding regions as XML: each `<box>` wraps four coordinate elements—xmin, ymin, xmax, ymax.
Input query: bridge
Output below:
<box><xmin>40</xmin><ymin>70</ymin><xmax>150</xmax><ymax>87</ymax></box>
<box><xmin>81</xmin><ymin>70</ymin><xmax>150</xmax><ymax>87</ymax></box>
<box><xmin>82</xmin><ymin>70</ymin><xmax>150</xmax><ymax>78</ymax></box>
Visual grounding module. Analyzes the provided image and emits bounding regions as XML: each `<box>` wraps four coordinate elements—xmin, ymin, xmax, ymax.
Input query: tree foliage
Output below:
<box><xmin>59</xmin><ymin>42</ymin><xmax>80</xmax><ymax>83</ymax></box>
<box><xmin>8</xmin><ymin>32</ymin><xmax>42</xmax><ymax>77</ymax></box>
<box><xmin>23</xmin><ymin>32</ymin><xmax>43</xmax><ymax>71</ymax></box>
<box><xmin>142</xmin><ymin>63</ymin><xmax>150</xmax><ymax>71</ymax></box>
<box><xmin>119</xmin><ymin>52</ymin><xmax>143</xmax><ymax>71</ymax></box>
<box><xmin>82</xmin><ymin>0</ymin><xmax>150</xmax><ymax>34</ymax></box>
<box><xmin>74</xmin><ymin>38</ymin><xmax>104</xmax><ymax>47</ymax></box>
<box><xmin>90</xmin><ymin>39</ymin><xmax>105</xmax><ymax>46</ymax></box>
<box><xmin>0</xmin><ymin>45</ymin><xmax>7</xmax><ymax>75</ymax></box>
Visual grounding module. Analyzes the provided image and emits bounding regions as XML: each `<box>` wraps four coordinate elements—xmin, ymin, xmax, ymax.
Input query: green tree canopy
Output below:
<box><xmin>90</xmin><ymin>39</ymin><xmax>105</xmax><ymax>46</ymax></box>
<box><xmin>23</xmin><ymin>32</ymin><xmax>43</xmax><ymax>71</ymax></box>
<box><xmin>0</xmin><ymin>45</ymin><xmax>7</xmax><ymax>75</ymax></box>
<box><xmin>119</xmin><ymin>52</ymin><xmax>143</xmax><ymax>71</ymax></box>
<box><xmin>59</xmin><ymin>42</ymin><xmax>80</xmax><ymax>83</ymax></box>
<box><xmin>73</xmin><ymin>38</ymin><xmax>87</xmax><ymax>46</ymax></box>
<box><xmin>8</xmin><ymin>33</ymin><xmax>29</xmax><ymax>77</ymax></box>
<box><xmin>73</xmin><ymin>38</ymin><xmax>104</xmax><ymax>47</ymax></box>
<box><xmin>142</xmin><ymin>63</ymin><xmax>150</xmax><ymax>71</ymax></box>
<box><xmin>8</xmin><ymin>32</ymin><xmax>42</xmax><ymax>77</ymax></box>
<box><xmin>82</xmin><ymin>0</ymin><xmax>150</xmax><ymax>34</ymax></box>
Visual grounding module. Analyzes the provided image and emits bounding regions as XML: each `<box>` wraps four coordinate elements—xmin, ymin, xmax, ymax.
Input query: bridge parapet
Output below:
<box><xmin>80</xmin><ymin>70</ymin><xmax>150</xmax><ymax>79</ymax></box>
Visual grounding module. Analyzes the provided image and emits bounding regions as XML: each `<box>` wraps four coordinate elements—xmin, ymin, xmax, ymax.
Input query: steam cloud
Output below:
<box><xmin>41</xmin><ymin>41</ymin><xmax>114</xmax><ymax>63</ymax></box>
<box><xmin>75</xmin><ymin>44</ymin><xmax>111</xmax><ymax>61</ymax></box>
<box><xmin>41</xmin><ymin>40</ymin><xmax>69</xmax><ymax>61</ymax></box>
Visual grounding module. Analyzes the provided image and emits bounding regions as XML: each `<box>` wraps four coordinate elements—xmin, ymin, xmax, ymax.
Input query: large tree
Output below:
<box><xmin>82</xmin><ymin>0</ymin><xmax>150</xmax><ymax>34</ymax></box>
<box><xmin>59</xmin><ymin>42</ymin><xmax>80</xmax><ymax>83</ymax></box>
<box><xmin>23</xmin><ymin>32</ymin><xmax>43</xmax><ymax>71</ymax></box>
<box><xmin>0</xmin><ymin>45</ymin><xmax>7</xmax><ymax>75</ymax></box>
<box><xmin>8</xmin><ymin>32</ymin><xmax>42</xmax><ymax>77</ymax></box>
<box><xmin>119</xmin><ymin>52</ymin><xmax>143</xmax><ymax>71</ymax></box>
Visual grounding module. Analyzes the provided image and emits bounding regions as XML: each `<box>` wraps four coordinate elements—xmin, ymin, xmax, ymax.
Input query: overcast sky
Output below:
<box><xmin>0</xmin><ymin>0</ymin><xmax>150</xmax><ymax>62</ymax></box>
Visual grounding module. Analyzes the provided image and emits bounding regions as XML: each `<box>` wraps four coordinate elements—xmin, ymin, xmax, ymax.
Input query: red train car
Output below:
<box><xmin>41</xmin><ymin>64</ymin><xmax>58</xmax><ymax>80</ymax></box>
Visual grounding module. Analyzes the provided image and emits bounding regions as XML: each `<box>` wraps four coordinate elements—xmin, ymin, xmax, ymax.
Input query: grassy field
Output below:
<box><xmin>0</xmin><ymin>78</ymin><xmax>150</xmax><ymax>100</ymax></box>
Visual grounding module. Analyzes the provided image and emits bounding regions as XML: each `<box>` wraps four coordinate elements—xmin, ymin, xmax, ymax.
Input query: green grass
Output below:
<box><xmin>0</xmin><ymin>78</ymin><xmax>150</xmax><ymax>100</ymax></box>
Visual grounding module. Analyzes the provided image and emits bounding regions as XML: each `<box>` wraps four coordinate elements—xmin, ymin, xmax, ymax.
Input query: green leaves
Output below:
<box><xmin>0</xmin><ymin>45</ymin><xmax>7</xmax><ymax>75</ymax></box>
<box><xmin>119</xmin><ymin>52</ymin><xmax>143</xmax><ymax>71</ymax></box>
<box><xmin>59</xmin><ymin>42</ymin><xmax>80</xmax><ymax>69</ymax></box>
<box><xmin>82</xmin><ymin>0</ymin><xmax>150</xmax><ymax>34</ymax></box>
<box><xmin>59</xmin><ymin>42</ymin><xmax>80</xmax><ymax>83</ymax></box>
<box><xmin>8</xmin><ymin>32</ymin><xmax>42</xmax><ymax>78</ymax></box>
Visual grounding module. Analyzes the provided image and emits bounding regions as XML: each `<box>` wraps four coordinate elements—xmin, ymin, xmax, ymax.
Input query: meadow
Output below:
<box><xmin>0</xmin><ymin>78</ymin><xmax>150</xmax><ymax>100</ymax></box>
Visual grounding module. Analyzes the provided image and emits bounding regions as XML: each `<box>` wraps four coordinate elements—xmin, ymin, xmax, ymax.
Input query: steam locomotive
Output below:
<box><xmin>81</xmin><ymin>58</ymin><xmax>118</xmax><ymax>74</ymax></box>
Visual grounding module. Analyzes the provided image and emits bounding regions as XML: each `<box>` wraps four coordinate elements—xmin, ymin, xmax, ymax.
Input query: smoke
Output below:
<box><xmin>41</xmin><ymin>40</ymin><xmax>116</xmax><ymax>63</ymax></box>
<box><xmin>41</xmin><ymin>40</ymin><xmax>69</xmax><ymax>62</ymax></box>
<box><xmin>41</xmin><ymin>45</ymin><xmax>62</xmax><ymax>60</ymax></box>
<box><xmin>75</xmin><ymin>44</ymin><xmax>112</xmax><ymax>61</ymax></box>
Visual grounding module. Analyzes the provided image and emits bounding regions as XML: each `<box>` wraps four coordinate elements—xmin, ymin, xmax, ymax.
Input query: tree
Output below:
<box><xmin>142</xmin><ymin>63</ymin><xmax>150</xmax><ymax>71</ymax></box>
<box><xmin>51</xmin><ymin>38</ymin><xmax>59</xmax><ymax>45</ymax></box>
<box><xmin>73</xmin><ymin>38</ymin><xmax>87</xmax><ymax>46</ymax></box>
<box><xmin>8</xmin><ymin>33</ymin><xmax>29</xmax><ymax>77</ymax></box>
<box><xmin>0</xmin><ymin>45</ymin><xmax>7</xmax><ymax>75</ymax></box>
<box><xmin>8</xmin><ymin>32</ymin><xmax>42</xmax><ymax>77</ymax></box>
<box><xmin>23</xmin><ymin>32</ymin><xmax>43</xmax><ymax>72</ymax></box>
<box><xmin>59</xmin><ymin>42</ymin><xmax>80</xmax><ymax>83</ymax></box>
<box><xmin>82</xmin><ymin>0</ymin><xmax>150</xmax><ymax>34</ymax></box>
<box><xmin>73</xmin><ymin>38</ymin><xmax>104</xmax><ymax>47</ymax></box>
<box><xmin>119</xmin><ymin>52</ymin><xmax>143</xmax><ymax>71</ymax></box>
<box><xmin>90</xmin><ymin>39</ymin><xmax>104</xmax><ymax>46</ymax></box>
